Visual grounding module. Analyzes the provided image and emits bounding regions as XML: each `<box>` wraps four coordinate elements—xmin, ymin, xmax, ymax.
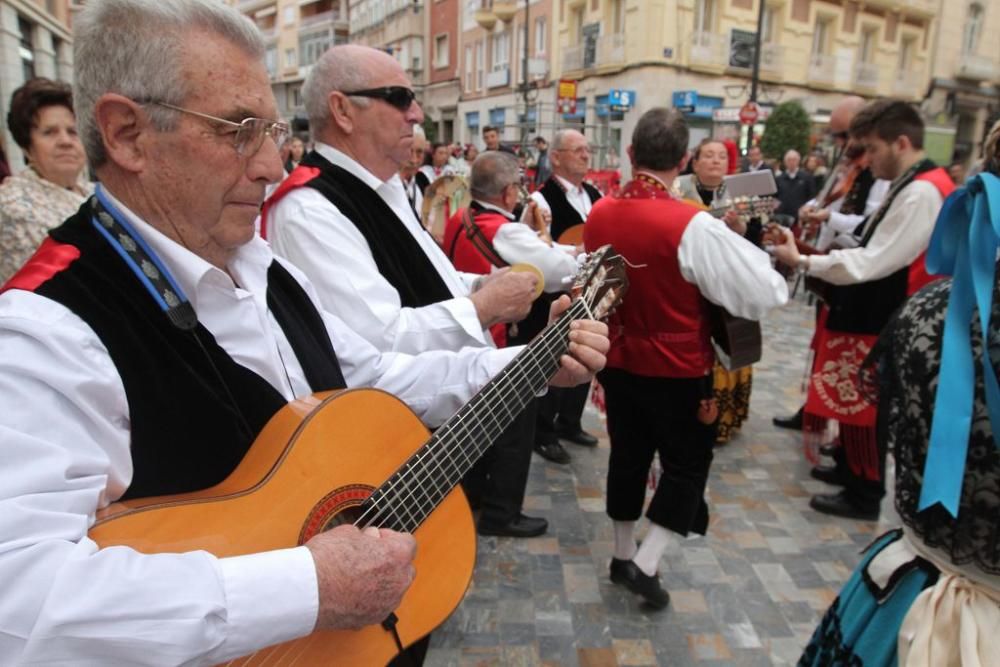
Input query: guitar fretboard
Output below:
<box><xmin>353</xmin><ymin>299</ymin><xmax>590</xmax><ymax>533</ymax></box>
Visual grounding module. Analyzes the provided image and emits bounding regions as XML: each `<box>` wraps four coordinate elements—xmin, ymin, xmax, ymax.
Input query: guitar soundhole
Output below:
<box><xmin>298</xmin><ymin>484</ymin><xmax>374</xmax><ymax>545</ymax></box>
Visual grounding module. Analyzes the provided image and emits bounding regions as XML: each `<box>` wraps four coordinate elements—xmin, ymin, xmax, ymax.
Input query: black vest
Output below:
<box><xmin>28</xmin><ymin>206</ymin><xmax>345</xmax><ymax>499</ymax></box>
<box><xmin>824</xmin><ymin>160</ymin><xmax>938</xmax><ymax>335</ymax></box>
<box><xmin>299</xmin><ymin>151</ymin><xmax>454</xmax><ymax>308</ymax></box>
<box><xmin>538</xmin><ymin>177</ymin><xmax>602</xmax><ymax>241</ymax></box>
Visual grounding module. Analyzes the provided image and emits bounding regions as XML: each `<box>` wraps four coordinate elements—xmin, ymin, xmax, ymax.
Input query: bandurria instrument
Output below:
<box><xmin>89</xmin><ymin>246</ymin><xmax>628</xmax><ymax>666</ymax></box>
<box><xmin>422</xmin><ymin>174</ymin><xmax>470</xmax><ymax>245</ymax></box>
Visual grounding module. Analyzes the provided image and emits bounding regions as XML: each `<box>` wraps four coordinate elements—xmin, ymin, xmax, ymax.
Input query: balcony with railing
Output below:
<box><xmin>854</xmin><ymin>61</ymin><xmax>879</xmax><ymax>90</ymax></box>
<box><xmin>807</xmin><ymin>52</ymin><xmax>839</xmax><ymax>86</ymax></box>
<box><xmin>688</xmin><ymin>31</ymin><xmax>728</xmax><ymax>70</ymax></box>
<box><xmin>486</xmin><ymin>66</ymin><xmax>511</xmax><ymax>88</ymax></box>
<box><xmin>562</xmin><ymin>43</ymin><xmax>585</xmax><ymax>72</ymax></box>
<box><xmin>892</xmin><ymin>70</ymin><xmax>923</xmax><ymax>99</ymax></box>
<box><xmin>957</xmin><ymin>52</ymin><xmax>1000</xmax><ymax>82</ymax></box>
<box><xmin>597</xmin><ymin>33</ymin><xmax>625</xmax><ymax>67</ymax></box>
<box><xmin>758</xmin><ymin>43</ymin><xmax>784</xmax><ymax>76</ymax></box>
<box><xmin>527</xmin><ymin>57</ymin><xmax>549</xmax><ymax>80</ymax></box>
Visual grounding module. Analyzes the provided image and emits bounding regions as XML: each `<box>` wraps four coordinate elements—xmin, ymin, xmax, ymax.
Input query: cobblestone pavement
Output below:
<box><xmin>425</xmin><ymin>293</ymin><xmax>892</xmax><ymax>666</ymax></box>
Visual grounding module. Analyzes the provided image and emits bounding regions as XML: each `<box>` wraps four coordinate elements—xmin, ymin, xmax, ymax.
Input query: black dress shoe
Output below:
<box><xmin>809</xmin><ymin>491</ymin><xmax>878</xmax><ymax>521</ymax></box>
<box><xmin>557</xmin><ymin>428</ymin><xmax>599</xmax><ymax>447</ymax></box>
<box><xmin>534</xmin><ymin>440</ymin><xmax>571</xmax><ymax>464</ymax></box>
<box><xmin>772</xmin><ymin>407</ymin><xmax>804</xmax><ymax>430</ymax></box>
<box><xmin>478</xmin><ymin>513</ymin><xmax>548</xmax><ymax>538</ymax></box>
<box><xmin>810</xmin><ymin>465</ymin><xmax>846</xmax><ymax>486</ymax></box>
<box><xmin>609</xmin><ymin>558</ymin><xmax>670</xmax><ymax>609</ymax></box>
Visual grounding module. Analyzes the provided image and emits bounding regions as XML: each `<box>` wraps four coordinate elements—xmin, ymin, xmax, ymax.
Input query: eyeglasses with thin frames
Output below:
<box><xmin>342</xmin><ymin>86</ymin><xmax>417</xmax><ymax>112</ymax></box>
<box><xmin>148</xmin><ymin>101</ymin><xmax>290</xmax><ymax>156</ymax></box>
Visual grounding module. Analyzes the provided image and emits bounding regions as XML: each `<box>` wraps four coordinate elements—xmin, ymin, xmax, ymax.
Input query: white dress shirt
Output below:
<box><xmin>418</xmin><ymin>163</ymin><xmax>454</xmax><ymax>183</ymax></box>
<box><xmin>813</xmin><ymin>179</ymin><xmax>890</xmax><ymax>251</ymax></box>
<box><xmin>400</xmin><ymin>172</ymin><xmax>424</xmax><ymax>219</ymax></box>
<box><xmin>677</xmin><ymin>214</ymin><xmax>788</xmax><ymax>319</ymax></box>
<box><xmin>528</xmin><ymin>174</ymin><xmax>595</xmax><ymax>224</ymax></box>
<box><xmin>471</xmin><ymin>200</ymin><xmax>580</xmax><ymax>293</ymax></box>
<box><xmin>268</xmin><ymin>142</ymin><xmax>491</xmax><ymax>354</ymax></box>
<box><xmin>807</xmin><ymin>178</ymin><xmax>944</xmax><ymax>285</ymax></box>
<box><xmin>0</xmin><ymin>189</ymin><xmax>517</xmax><ymax>665</ymax></box>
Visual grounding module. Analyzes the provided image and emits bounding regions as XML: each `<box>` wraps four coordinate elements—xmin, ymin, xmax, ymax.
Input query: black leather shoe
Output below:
<box><xmin>809</xmin><ymin>492</ymin><xmax>878</xmax><ymax>521</ymax></box>
<box><xmin>557</xmin><ymin>428</ymin><xmax>599</xmax><ymax>447</ymax></box>
<box><xmin>534</xmin><ymin>440</ymin><xmax>571</xmax><ymax>464</ymax></box>
<box><xmin>772</xmin><ymin>407</ymin><xmax>804</xmax><ymax>430</ymax></box>
<box><xmin>478</xmin><ymin>513</ymin><xmax>548</xmax><ymax>538</ymax></box>
<box><xmin>810</xmin><ymin>465</ymin><xmax>846</xmax><ymax>486</ymax></box>
<box><xmin>609</xmin><ymin>558</ymin><xmax>670</xmax><ymax>609</ymax></box>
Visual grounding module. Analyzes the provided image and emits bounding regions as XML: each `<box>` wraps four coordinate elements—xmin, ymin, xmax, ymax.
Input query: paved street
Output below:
<box><xmin>426</xmin><ymin>290</ymin><xmax>893</xmax><ymax>666</ymax></box>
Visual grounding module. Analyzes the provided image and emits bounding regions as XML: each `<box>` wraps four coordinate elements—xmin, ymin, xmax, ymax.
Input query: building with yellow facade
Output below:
<box><xmin>229</xmin><ymin>0</ymin><xmax>348</xmax><ymax>129</ymax></box>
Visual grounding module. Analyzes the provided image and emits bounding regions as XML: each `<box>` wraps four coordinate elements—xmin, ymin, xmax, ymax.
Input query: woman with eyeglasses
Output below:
<box><xmin>0</xmin><ymin>78</ymin><xmax>92</xmax><ymax>284</ymax></box>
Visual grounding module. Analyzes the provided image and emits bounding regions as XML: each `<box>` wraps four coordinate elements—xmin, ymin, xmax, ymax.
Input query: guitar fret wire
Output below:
<box><xmin>353</xmin><ymin>302</ymin><xmax>586</xmax><ymax>531</ymax></box>
<box><xmin>364</xmin><ymin>305</ymin><xmax>578</xmax><ymax>531</ymax></box>
<box><xmin>368</xmin><ymin>310</ymin><xmax>572</xmax><ymax>530</ymax></box>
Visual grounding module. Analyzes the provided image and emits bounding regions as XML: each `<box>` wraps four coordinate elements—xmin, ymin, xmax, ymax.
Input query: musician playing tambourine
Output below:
<box><xmin>443</xmin><ymin>151</ymin><xmax>585</xmax><ymax>469</ymax></box>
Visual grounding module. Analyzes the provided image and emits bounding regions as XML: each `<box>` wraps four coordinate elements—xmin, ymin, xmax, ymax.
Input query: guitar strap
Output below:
<box><xmin>452</xmin><ymin>205</ymin><xmax>510</xmax><ymax>269</ymax></box>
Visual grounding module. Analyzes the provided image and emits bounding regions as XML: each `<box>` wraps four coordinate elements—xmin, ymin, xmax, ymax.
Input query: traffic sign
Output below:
<box><xmin>738</xmin><ymin>101</ymin><xmax>760</xmax><ymax>125</ymax></box>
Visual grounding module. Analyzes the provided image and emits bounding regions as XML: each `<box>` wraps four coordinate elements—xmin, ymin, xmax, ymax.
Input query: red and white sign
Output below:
<box><xmin>557</xmin><ymin>79</ymin><xmax>578</xmax><ymax>115</ymax></box>
<box><xmin>738</xmin><ymin>101</ymin><xmax>760</xmax><ymax>125</ymax></box>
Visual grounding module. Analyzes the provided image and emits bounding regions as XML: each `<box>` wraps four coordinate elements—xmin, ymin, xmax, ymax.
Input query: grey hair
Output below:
<box><xmin>784</xmin><ymin>149</ymin><xmax>801</xmax><ymax>161</ymax></box>
<box><xmin>470</xmin><ymin>151</ymin><xmax>520</xmax><ymax>200</ymax></box>
<box><xmin>74</xmin><ymin>0</ymin><xmax>264</xmax><ymax>169</ymax></box>
<box><xmin>551</xmin><ymin>129</ymin><xmax>581</xmax><ymax>151</ymax></box>
<box><xmin>303</xmin><ymin>46</ymin><xmax>375</xmax><ymax>131</ymax></box>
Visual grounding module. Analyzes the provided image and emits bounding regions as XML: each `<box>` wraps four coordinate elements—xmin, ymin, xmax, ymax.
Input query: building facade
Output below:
<box><xmin>422</xmin><ymin>0</ymin><xmax>460</xmax><ymax>143</ymax></box>
<box><xmin>455</xmin><ymin>0</ymin><xmax>555</xmax><ymax>152</ymax></box>
<box><xmin>545</xmin><ymin>0</ymin><xmax>946</xmax><ymax>176</ymax></box>
<box><xmin>923</xmin><ymin>0</ymin><xmax>1000</xmax><ymax>167</ymax></box>
<box><xmin>231</xmin><ymin>0</ymin><xmax>350</xmax><ymax>131</ymax></box>
<box><xmin>0</xmin><ymin>0</ymin><xmax>74</xmax><ymax>170</ymax></box>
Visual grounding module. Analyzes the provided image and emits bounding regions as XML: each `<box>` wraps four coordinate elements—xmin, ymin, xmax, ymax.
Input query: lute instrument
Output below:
<box><xmin>89</xmin><ymin>246</ymin><xmax>628</xmax><ymax>666</ymax></box>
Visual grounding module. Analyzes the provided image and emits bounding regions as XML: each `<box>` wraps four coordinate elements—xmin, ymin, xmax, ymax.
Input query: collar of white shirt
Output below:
<box><xmin>555</xmin><ymin>174</ymin><xmax>583</xmax><ymax>195</ymax></box>
<box><xmin>99</xmin><ymin>186</ymin><xmax>273</xmax><ymax>313</ymax></box>
<box><xmin>473</xmin><ymin>199</ymin><xmax>516</xmax><ymax>221</ymax></box>
<box><xmin>314</xmin><ymin>141</ymin><xmax>385</xmax><ymax>192</ymax></box>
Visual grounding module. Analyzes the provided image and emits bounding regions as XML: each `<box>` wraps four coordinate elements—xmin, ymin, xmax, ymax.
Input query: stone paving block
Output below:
<box><xmin>425</xmin><ymin>297</ymin><xmax>878</xmax><ymax>666</ymax></box>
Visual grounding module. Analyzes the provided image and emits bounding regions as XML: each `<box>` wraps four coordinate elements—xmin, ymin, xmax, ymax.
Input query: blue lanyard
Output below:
<box><xmin>90</xmin><ymin>185</ymin><xmax>198</xmax><ymax>330</ymax></box>
<box><xmin>921</xmin><ymin>172</ymin><xmax>1000</xmax><ymax>517</ymax></box>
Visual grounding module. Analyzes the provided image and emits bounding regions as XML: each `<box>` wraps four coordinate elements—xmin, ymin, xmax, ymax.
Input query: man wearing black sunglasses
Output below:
<box><xmin>264</xmin><ymin>44</ymin><xmax>551</xmax><ymax>542</ymax></box>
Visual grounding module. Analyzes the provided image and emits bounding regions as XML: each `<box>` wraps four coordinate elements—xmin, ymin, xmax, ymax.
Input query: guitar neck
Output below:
<box><xmin>354</xmin><ymin>301</ymin><xmax>586</xmax><ymax>532</ymax></box>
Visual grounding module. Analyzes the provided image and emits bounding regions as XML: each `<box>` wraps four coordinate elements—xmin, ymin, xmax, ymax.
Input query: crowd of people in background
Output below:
<box><xmin>0</xmin><ymin>4</ymin><xmax>997</xmax><ymax>662</ymax></box>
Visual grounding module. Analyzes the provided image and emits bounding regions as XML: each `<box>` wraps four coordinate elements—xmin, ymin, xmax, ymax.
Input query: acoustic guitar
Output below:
<box><xmin>89</xmin><ymin>246</ymin><xmax>628</xmax><ymax>666</ymax></box>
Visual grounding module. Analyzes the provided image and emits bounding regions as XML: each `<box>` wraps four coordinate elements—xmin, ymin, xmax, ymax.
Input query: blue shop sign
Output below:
<box><xmin>562</xmin><ymin>97</ymin><xmax>586</xmax><ymax>120</ymax></box>
<box><xmin>672</xmin><ymin>90</ymin><xmax>697</xmax><ymax>113</ymax></box>
<box><xmin>608</xmin><ymin>89</ymin><xmax>636</xmax><ymax>111</ymax></box>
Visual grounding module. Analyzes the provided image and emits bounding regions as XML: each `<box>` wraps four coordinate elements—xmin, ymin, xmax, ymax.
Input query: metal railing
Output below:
<box><xmin>597</xmin><ymin>33</ymin><xmax>625</xmax><ymax>66</ymax></box>
<box><xmin>957</xmin><ymin>52</ymin><xmax>1000</xmax><ymax>81</ymax></box>
<box><xmin>807</xmin><ymin>52</ymin><xmax>839</xmax><ymax>85</ymax></box>
<box><xmin>854</xmin><ymin>61</ymin><xmax>879</xmax><ymax>89</ymax></box>
<box><xmin>688</xmin><ymin>31</ymin><xmax>728</xmax><ymax>68</ymax></box>
<box><xmin>562</xmin><ymin>44</ymin><xmax>585</xmax><ymax>72</ymax></box>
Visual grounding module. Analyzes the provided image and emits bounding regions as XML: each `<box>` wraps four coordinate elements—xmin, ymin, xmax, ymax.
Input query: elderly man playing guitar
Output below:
<box><xmin>0</xmin><ymin>1</ymin><xmax>610</xmax><ymax>664</ymax></box>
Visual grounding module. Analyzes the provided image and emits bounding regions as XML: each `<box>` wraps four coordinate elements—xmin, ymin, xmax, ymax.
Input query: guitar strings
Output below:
<box><xmin>352</xmin><ymin>299</ymin><xmax>590</xmax><ymax>532</ymax></box>
<box><xmin>355</xmin><ymin>303</ymin><xmax>577</xmax><ymax>531</ymax></box>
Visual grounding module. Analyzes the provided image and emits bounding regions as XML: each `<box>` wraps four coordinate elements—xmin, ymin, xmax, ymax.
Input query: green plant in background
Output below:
<box><xmin>760</xmin><ymin>101</ymin><xmax>811</xmax><ymax>162</ymax></box>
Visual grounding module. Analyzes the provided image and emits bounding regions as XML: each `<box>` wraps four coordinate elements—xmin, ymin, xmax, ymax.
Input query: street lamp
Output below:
<box><xmin>745</xmin><ymin>0</ymin><xmax>766</xmax><ymax>153</ymax></box>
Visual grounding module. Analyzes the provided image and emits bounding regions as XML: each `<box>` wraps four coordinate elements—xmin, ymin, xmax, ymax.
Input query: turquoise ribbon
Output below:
<box><xmin>921</xmin><ymin>172</ymin><xmax>1000</xmax><ymax>517</ymax></box>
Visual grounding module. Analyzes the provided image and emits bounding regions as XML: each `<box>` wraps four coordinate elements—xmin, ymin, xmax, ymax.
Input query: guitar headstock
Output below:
<box><xmin>570</xmin><ymin>245</ymin><xmax>629</xmax><ymax>320</ymax></box>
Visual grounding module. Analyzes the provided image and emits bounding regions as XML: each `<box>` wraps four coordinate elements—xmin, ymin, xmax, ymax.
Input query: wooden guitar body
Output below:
<box><xmin>90</xmin><ymin>389</ymin><xmax>476</xmax><ymax>667</ymax></box>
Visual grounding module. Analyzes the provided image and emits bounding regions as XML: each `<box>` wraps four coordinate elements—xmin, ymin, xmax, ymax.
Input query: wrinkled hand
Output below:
<box><xmin>469</xmin><ymin>268</ymin><xmax>537</xmax><ymax>327</ymax></box>
<box><xmin>307</xmin><ymin>524</ymin><xmax>417</xmax><ymax>631</ymax></box>
<box><xmin>770</xmin><ymin>227</ymin><xmax>802</xmax><ymax>267</ymax></box>
<box><xmin>546</xmin><ymin>295</ymin><xmax>610</xmax><ymax>387</ymax></box>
